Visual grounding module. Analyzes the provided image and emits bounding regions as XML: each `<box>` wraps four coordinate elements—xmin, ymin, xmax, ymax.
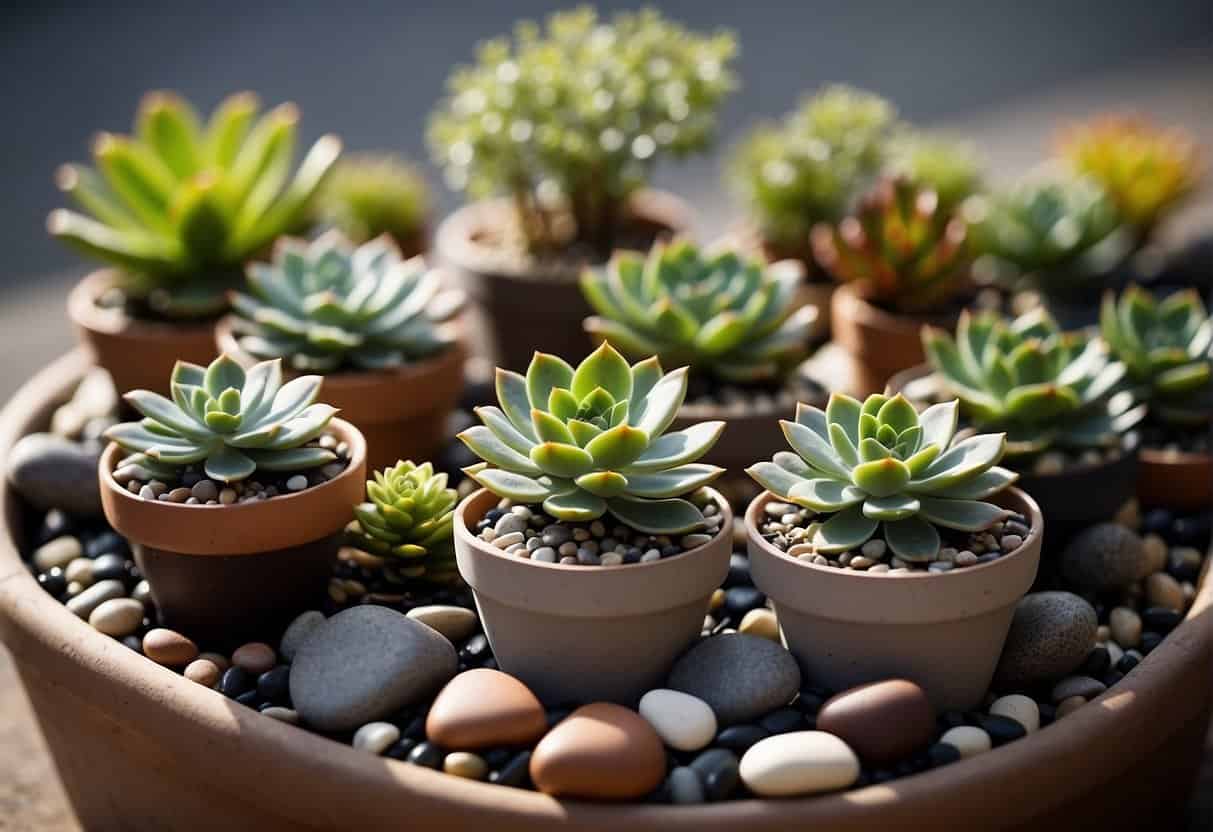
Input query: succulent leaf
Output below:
<box><xmin>349</xmin><ymin>461</ymin><xmax>458</xmax><ymax>582</ymax></box>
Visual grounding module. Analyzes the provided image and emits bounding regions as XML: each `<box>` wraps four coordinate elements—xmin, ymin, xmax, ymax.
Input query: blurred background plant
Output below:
<box><xmin>315</xmin><ymin>153</ymin><xmax>430</xmax><ymax>254</ymax></box>
<box><xmin>883</xmin><ymin>131</ymin><xmax>984</xmax><ymax>215</ymax></box>
<box><xmin>428</xmin><ymin>6</ymin><xmax>737</xmax><ymax>259</ymax></box>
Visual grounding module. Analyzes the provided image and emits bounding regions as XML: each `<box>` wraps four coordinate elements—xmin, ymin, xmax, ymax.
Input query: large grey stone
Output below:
<box><xmin>6</xmin><ymin>433</ymin><xmax>103</xmax><ymax>516</ymax></box>
<box><xmin>994</xmin><ymin>592</ymin><xmax>1097</xmax><ymax>687</ymax></box>
<box><xmin>1061</xmin><ymin>523</ymin><xmax>1148</xmax><ymax>593</ymax></box>
<box><xmin>667</xmin><ymin>634</ymin><xmax>800</xmax><ymax>726</ymax></box>
<box><xmin>279</xmin><ymin>610</ymin><xmax>326</xmax><ymax>662</ymax></box>
<box><xmin>289</xmin><ymin>606</ymin><xmax>457</xmax><ymax>732</ymax></box>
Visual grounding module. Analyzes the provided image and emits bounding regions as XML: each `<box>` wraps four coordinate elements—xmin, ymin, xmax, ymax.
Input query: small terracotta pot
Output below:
<box><xmin>1137</xmin><ymin>447</ymin><xmax>1213</xmax><ymax>512</ymax></box>
<box><xmin>98</xmin><ymin>419</ymin><xmax>367</xmax><ymax>648</ymax></box>
<box><xmin>830</xmin><ymin>282</ymin><xmax>959</xmax><ymax>396</ymax></box>
<box><xmin>746</xmin><ymin>488</ymin><xmax>1043</xmax><ymax>711</ymax></box>
<box><xmin>453</xmin><ymin>488</ymin><xmax>732</xmax><ymax>706</ymax></box>
<box><xmin>435</xmin><ymin>190</ymin><xmax>690</xmax><ymax>373</ymax></box>
<box><xmin>721</xmin><ymin>223</ymin><xmax>833</xmax><ymax>342</ymax></box>
<box><xmin>67</xmin><ymin>270</ymin><xmax>218</xmax><ymax>397</ymax></box>
<box><xmin>216</xmin><ymin>319</ymin><xmax>467</xmax><ymax>473</ymax></box>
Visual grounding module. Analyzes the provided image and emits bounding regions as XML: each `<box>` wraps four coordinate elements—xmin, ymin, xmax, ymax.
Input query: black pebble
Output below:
<box><xmin>484</xmin><ymin>508</ymin><xmax>505</xmax><ymax>525</ymax></box>
<box><xmin>257</xmin><ymin>666</ymin><xmax>291</xmax><ymax>704</ymax></box>
<box><xmin>121</xmin><ymin>635</ymin><xmax>143</xmax><ymax>652</ymax></box>
<box><xmin>926</xmin><ymin>742</ymin><xmax>961</xmax><ymax>767</ymax></box>
<box><xmin>1141</xmin><ymin>608</ymin><xmax>1182</xmax><ymax>634</ymax></box>
<box><xmin>37</xmin><ymin>567</ymin><xmax>66</xmax><ymax>598</ymax></box>
<box><xmin>795</xmin><ymin>690</ymin><xmax>826</xmax><ymax>715</ymax></box>
<box><xmin>482</xmin><ymin>748</ymin><xmax>513</xmax><ymax>770</ymax></box>
<box><xmin>1102</xmin><ymin>670</ymin><xmax>1125</xmax><ymax>688</ymax></box>
<box><xmin>871</xmin><ymin>768</ymin><xmax>896</xmax><ymax>784</ymax></box>
<box><xmin>1077</xmin><ymin>646</ymin><xmax>1110</xmax><ymax>679</ymax></box>
<box><xmin>689</xmin><ymin>748</ymin><xmax>739</xmax><ymax>802</ymax></box>
<box><xmin>978</xmin><ymin>714</ymin><xmax>1027</xmax><ymax>746</ymax></box>
<box><xmin>1168</xmin><ymin>552</ymin><xmax>1202</xmax><ymax>582</ymax></box>
<box><xmin>759</xmin><ymin>708</ymin><xmax>804</xmax><ymax>735</ymax></box>
<box><xmin>385</xmin><ymin>738</ymin><xmax>417</xmax><ymax>761</ymax></box>
<box><xmin>402</xmin><ymin>715</ymin><xmax>428</xmax><ymax>740</ymax></box>
<box><xmin>489</xmin><ymin>751</ymin><xmax>533</xmax><ymax>789</ymax></box>
<box><xmin>91</xmin><ymin>553</ymin><xmax>129</xmax><ymax>582</ymax></box>
<box><xmin>235</xmin><ymin>689</ymin><xmax>260</xmax><ymax>708</ymax></box>
<box><xmin>1141</xmin><ymin>508</ymin><xmax>1173</xmax><ymax>537</ymax></box>
<box><xmin>1140</xmin><ymin>632</ymin><xmax>1164</xmax><ymax>654</ymax></box>
<box><xmin>85</xmin><ymin>530</ymin><xmax>129</xmax><ymax>559</ymax></box>
<box><xmin>725</xmin><ymin>554</ymin><xmax>753</xmax><ymax>587</ymax></box>
<box><xmin>460</xmin><ymin>633</ymin><xmax>490</xmax><ymax>661</ymax></box>
<box><xmin>1116</xmin><ymin>654</ymin><xmax>1140</xmax><ymax>674</ymax></box>
<box><xmin>219</xmin><ymin>666</ymin><xmax>254</xmax><ymax>698</ymax></box>
<box><xmin>1171</xmin><ymin>514</ymin><xmax>1210</xmax><ymax>547</ymax></box>
<box><xmin>545</xmin><ymin>707</ymin><xmax>572</xmax><ymax>728</ymax></box>
<box><xmin>1038</xmin><ymin>703</ymin><xmax>1056</xmax><ymax>726</ymax></box>
<box><xmin>938</xmin><ymin>711</ymin><xmax>967</xmax><ymax>730</ymax></box>
<box><xmin>36</xmin><ymin>509</ymin><xmax>73</xmax><ymax>544</ymax></box>
<box><xmin>407</xmin><ymin>741</ymin><xmax>444</xmax><ymax>770</ymax></box>
<box><xmin>714</xmin><ymin>724</ymin><xmax>769</xmax><ymax>754</ymax></box>
<box><xmin>724</xmin><ymin>586</ymin><xmax>766</xmax><ymax>618</ymax></box>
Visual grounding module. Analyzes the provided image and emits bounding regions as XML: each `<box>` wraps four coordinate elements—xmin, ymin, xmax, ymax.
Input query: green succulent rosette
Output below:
<box><xmin>349</xmin><ymin>461</ymin><xmax>458</xmax><ymax>582</ymax></box>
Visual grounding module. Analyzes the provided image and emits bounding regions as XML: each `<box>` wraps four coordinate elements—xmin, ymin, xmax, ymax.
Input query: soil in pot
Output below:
<box><xmin>435</xmin><ymin>190</ymin><xmax>690</xmax><ymax>373</ymax></box>
<box><xmin>453</xmin><ymin>487</ymin><xmax>733</xmax><ymax>706</ymax></box>
<box><xmin>68</xmin><ymin>270</ymin><xmax>220</xmax><ymax>397</ymax></box>
<box><xmin>1136</xmin><ymin>419</ymin><xmax>1212</xmax><ymax>511</ymax></box>
<box><xmin>97</xmin><ymin>419</ymin><xmax>367</xmax><ymax>648</ymax></box>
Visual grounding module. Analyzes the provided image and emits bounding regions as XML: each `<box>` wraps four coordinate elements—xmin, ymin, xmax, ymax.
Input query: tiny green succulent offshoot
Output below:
<box><xmin>49</xmin><ymin>92</ymin><xmax>341</xmax><ymax>317</ymax></box>
<box><xmin>105</xmin><ymin>354</ymin><xmax>338</xmax><ymax>484</ymax></box>
<box><xmin>923</xmin><ymin>308</ymin><xmax>1146</xmax><ymax>456</ymax></box>
<box><xmin>229</xmin><ymin>231</ymin><xmax>463</xmax><ymax>372</ymax></box>
<box><xmin>349</xmin><ymin>461</ymin><xmax>458</xmax><ymax>582</ymax></box>
<box><xmin>580</xmin><ymin>239</ymin><xmax>817</xmax><ymax>383</ymax></box>
<box><xmin>747</xmin><ymin>393</ymin><xmax>1018</xmax><ymax>562</ymax></box>
<box><xmin>1101</xmin><ymin>285</ymin><xmax>1213</xmax><ymax>426</ymax></box>
<box><xmin>459</xmin><ymin>343</ymin><xmax>725</xmax><ymax>535</ymax></box>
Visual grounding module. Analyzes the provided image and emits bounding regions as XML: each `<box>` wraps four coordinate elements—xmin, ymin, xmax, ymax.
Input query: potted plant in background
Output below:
<box><xmin>726</xmin><ymin>85</ymin><xmax>896</xmax><ymax>341</ymax></box>
<box><xmin>98</xmin><ymin>354</ymin><xmax>366</xmax><ymax>645</ymax></box>
<box><xmin>916</xmin><ymin>307</ymin><xmax>1146</xmax><ymax>548</ymax></box>
<box><xmin>811</xmin><ymin>177</ymin><xmax>974</xmax><ymax>394</ymax></box>
<box><xmin>744</xmin><ymin>393</ymin><xmax>1042</xmax><ymax>710</ymax></box>
<box><xmin>883</xmin><ymin>130</ymin><xmax>983</xmax><ymax>216</ymax></box>
<box><xmin>215</xmin><ymin>231</ymin><xmax>466</xmax><ymax>471</ymax></box>
<box><xmin>429</xmin><ymin>7</ymin><xmax>737</xmax><ymax>371</ymax></box>
<box><xmin>452</xmin><ymin>343</ymin><xmax>732</xmax><ymax>704</ymax></box>
<box><xmin>315</xmin><ymin>152</ymin><xmax>431</xmax><ymax>256</ymax></box>
<box><xmin>1101</xmin><ymin>285</ymin><xmax>1212</xmax><ymax>510</ymax></box>
<box><xmin>50</xmin><ymin>91</ymin><xmax>341</xmax><ymax>395</ymax></box>
<box><xmin>580</xmin><ymin>238</ymin><xmax>821</xmax><ymax>471</ymax></box>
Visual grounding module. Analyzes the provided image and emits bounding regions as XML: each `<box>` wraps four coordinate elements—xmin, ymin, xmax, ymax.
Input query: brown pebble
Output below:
<box><xmin>231</xmin><ymin>642</ymin><xmax>276</xmax><ymax>674</ymax></box>
<box><xmin>198</xmin><ymin>651</ymin><xmax>230</xmax><ymax>673</ymax></box>
<box><xmin>529</xmin><ymin>703</ymin><xmax>665</xmax><ymax>800</ymax></box>
<box><xmin>142</xmin><ymin>628</ymin><xmax>199</xmax><ymax>666</ymax></box>
<box><xmin>426</xmin><ymin>668</ymin><xmax>548</xmax><ymax>750</ymax></box>
<box><xmin>816</xmin><ymin>679</ymin><xmax>935</xmax><ymax>765</ymax></box>
<box><xmin>184</xmin><ymin>659</ymin><xmax>221</xmax><ymax>688</ymax></box>
<box><xmin>1055</xmin><ymin>695</ymin><xmax>1086</xmax><ymax>719</ymax></box>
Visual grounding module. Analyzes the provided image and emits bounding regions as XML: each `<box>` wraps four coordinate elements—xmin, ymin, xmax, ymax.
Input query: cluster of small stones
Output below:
<box><xmin>1140</xmin><ymin>422</ymin><xmax>1211</xmax><ymax>455</ymax></box>
<box><xmin>758</xmin><ymin>501</ymin><xmax>1032</xmax><ymax>573</ymax></box>
<box><xmin>114</xmin><ymin>432</ymin><xmax>351</xmax><ymax>505</ymax></box>
<box><xmin>471</xmin><ymin>493</ymin><xmax>725</xmax><ymax>567</ymax></box>
<box><xmin>1030</xmin><ymin>445</ymin><xmax>1123</xmax><ymax>476</ymax></box>
<box><xmin>682</xmin><ymin>377</ymin><xmax>826</xmax><ymax>418</ymax></box>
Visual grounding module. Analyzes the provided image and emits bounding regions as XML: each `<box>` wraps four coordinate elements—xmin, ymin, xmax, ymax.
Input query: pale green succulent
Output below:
<box><xmin>747</xmin><ymin>393</ymin><xmax>1018</xmax><ymax>561</ymax></box>
<box><xmin>104</xmin><ymin>354</ymin><xmax>338</xmax><ymax>483</ymax></box>
<box><xmin>580</xmin><ymin>239</ymin><xmax>817</xmax><ymax>383</ymax></box>
<box><xmin>229</xmin><ymin>231</ymin><xmax>463</xmax><ymax>372</ymax></box>
<box><xmin>1101</xmin><ymin>285</ymin><xmax>1213</xmax><ymax>426</ymax></box>
<box><xmin>884</xmin><ymin>131</ymin><xmax>983</xmax><ymax>214</ymax></box>
<box><xmin>318</xmin><ymin>153</ymin><xmax>430</xmax><ymax>247</ymax></box>
<box><xmin>350</xmin><ymin>461</ymin><xmax>458</xmax><ymax>582</ymax></box>
<box><xmin>49</xmin><ymin>91</ymin><xmax>341</xmax><ymax>317</ymax></box>
<box><xmin>459</xmin><ymin>343</ymin><xmax>725</xmax><ymax>535</ymax></box>
<box><xmin>924</xmin><ymin>308</ymin><xmax>1146</xmax><ymax>455</ymax></box>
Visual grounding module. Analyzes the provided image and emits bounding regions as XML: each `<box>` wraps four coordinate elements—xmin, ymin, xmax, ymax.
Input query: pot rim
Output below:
<box><xmin>67</xmin><ymin>269</ymin><xmax>219</xmax><ymax>338</ymax></box>
<box><xmin>97</xmin><ymin>416</ymin><xmax>367</xmax><ymax>556</ymax></box>
<box><xmin>1</xmin><ymin>351</ymin><xmax>1211</xmax><ymax>831</ymax></box>
<box><xmin>1139</xmin><ymin>445</ymin><xmax>1213</xmax><ymax>466</ymax></box>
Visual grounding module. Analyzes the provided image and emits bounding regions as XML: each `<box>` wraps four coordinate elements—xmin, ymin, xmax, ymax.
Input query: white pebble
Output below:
<box><xmin>33</xmin><ymin>536</ymin><xmax>82</xmax><ymax>571</ymax></box>
<box><xmin>988</xmin><ymin>694</ymin><xmax>1040</xmax><ymax>734</ymax></box>
<box><xmin>940</xmin><ymin>726</ymin><xmax>991</xmax><ymax>758</ymax></box>
<box><xmin>860</xmin><ymin>539</ymin><xmax>887</xmax><ymax>559</ymax></box>
<box><xmin>739</xmin><ymin>731</ymin><xmax>860</xmax><ymax>797</ymax></box>
<box><xmin>261</xmin><ymin>707</ymin><xmax>299</xmax><ymax>724</ymax></box>
<box><xmin>352</xmin><ymin>722</ymin><xmax>400</xmax><ymax>755</ymax></box>
<box><xmin>406</xmin><ymin>605</ymin><xmax>477</xmax><ymax>642</ymax></box>
<box><xmin>88</xmin><ymin>598</ymin><xmax>145</xmax><ymax>637</ymax></box>
<box><xmin>286</xmin><ymin>475</ymin><xmax>308</xmax><ymax>492</ymax></box>
<box><xmin>638</xmin><ymin>689</ymin><xmax>717</xmax><ymax>752</ymax></box>
<box><xmin>492</xmin><ymin>531</ymin><xmax>524</xmax><ymax>549</ymax></box>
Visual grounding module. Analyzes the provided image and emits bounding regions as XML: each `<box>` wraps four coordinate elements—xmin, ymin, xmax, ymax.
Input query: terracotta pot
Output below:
<box><xmin>98</xmin><ymin>418</ymin><xmax>366</xmax><ymax>647</ymax></box>
<box><xmin>886</xmin><ymin>364</ymin><xmax>1141</xmax><ymax>553</ymax></box>
<box><xmin>721</xmin><ymin>223</ymin><xmax>833</xmax><ymax>342</ymax></box>
<box><xmin>453</xmin><ymin>488</ymin><xmax>732</xmax><ymax>706</ymax></box>
<box><xmin>830</xmin><ymin>282</ymin><xmax>960</xmax><ymax>396</ymax></box>
<box><xmin>216</xmin><ymin>318</ymin><xmax>467</xmax><ymax>473</ymax></box>
<box><xmin>746</xmin><ymin>488</ymin><xmax>1043</xmax><ymax>711</ymax></box>
<box><xmin>1</xmin><ymin>352</ymin><xmax>1212</xmax><ymax>830</ymax></box>
<box><xmin>435</xmin><ymin>190</ymin><xmax>691</xmax><ymax>373</ymax></box>
<box><xmin>1138</xmin><ymin>447</ymin><xmax>1213</xmax><ymax>512</ymax></box>
<box><xmin>67</xmin><ymin>270</ymin><xmax>219</xmax><ymax>397</ymax></box>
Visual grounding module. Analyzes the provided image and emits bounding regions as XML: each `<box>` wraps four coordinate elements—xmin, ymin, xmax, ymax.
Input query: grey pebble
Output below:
<box><xmin>995</xmin><ymin>592</ymin><xmax>1098</xmax><ymax>687</ymax></box>
<box><xmin>65</xmin><ymin>579</ymin><xmax>126</xmax><ymax>619</ymax></box>
<box><xmin>5</xmin><ymin>433</ymin><xmax>103</xmax><ymax>516</ymax></box>
<box><xmin>667</xmin><ymin>634</ymin><xmax>800</xmax><ymax>726</ymax></box>
<box><xmin>1051</xmin><ymin>676</ymin><xmax>1107</xmax><ymax>703</ymax></box>
<box><xmin>279</xmin><ymin>610</ymin><xmax>327</xmax><ymax>662</ymax></box>
<box><xmin>667</xmin><ymin>766</ymin><xmax>705</xmax><ymax>804</ymax></box>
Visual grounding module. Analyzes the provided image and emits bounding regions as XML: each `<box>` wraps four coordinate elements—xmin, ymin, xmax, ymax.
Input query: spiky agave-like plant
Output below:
<box><xmin>229</xmin><ymin>231</ymin><xmax>463</xmax><ymax>372</ymax></box>
<box><xmin>580</xmin><ymin>239</ymin><xmax>817</xmax><ymax>383</ymax></box>
<box><xmin>923</xmin><ymin>308</ymin><xmax>1146</xmax><ymax>456</ymax></box>
<box><xmin>49</xmin><ymin>91</ymin><xmax>341</xmax><ymax>317</ymax></box>
<box><xmin>810</xmin><ymin>177</ymin><xmax>970</xmax><ymax>312</ymax></box>
<box><xmin>1101</xmin><ymin>285</ymin><xmax>1213</xmax><ymax>426</ymax></box>
<box><xmin>459</xmin><ymin>343</ymin><xmax>725</xmax><ymax>535</ymax></box>
<box><xmin>104</xmin><ymin>354</ymin><xmax>338</xmax><ymax>483</ymax></box>
<box><xmin>349</xmin><ymin>461</ymin><xmax>458</xmax><ymax>582</ymax></box>
<box><xmin>746</xmin><ymin>394</ymin><xmax>1018</xmax><ymax>561</ymax></box>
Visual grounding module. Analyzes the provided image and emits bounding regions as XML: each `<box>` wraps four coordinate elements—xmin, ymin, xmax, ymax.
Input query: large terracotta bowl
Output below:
<box><xmin>1</xmin><ymin>351</ymin><xmax>1210</xmax><ymax>831</ymax></box>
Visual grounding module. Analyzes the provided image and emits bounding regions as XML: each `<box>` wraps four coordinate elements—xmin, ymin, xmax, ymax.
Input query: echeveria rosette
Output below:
<box><xmin>48</xmin><ymin>92</ymin><xmax>341</xmax><ymax>317</ymax></box>
<box><xmin>459</xmin><ymin>343</ymin><xmax>725</xmax><ymax>535</ymax></box>
<box><xmin>350</xmin><ymin>461</ymin><xmax>458</xmax><ymax>582</ymax></box>
<box><xmin>580</xmin><ymin>239</ymin><xmax>817</xmax><ymax>383</ymax></box>
<box><xmin>1100</xmin><ymin>285</ymin><xmax>1213</xmax><ymax>427</ymax></box>
<box><xmin>810</xmin><ymin>177</ymin><xmax>970</xmax><ymax>313</ymax></box>
<box><xmin>103</xmin><ymin>354</ymin><xmax>338</xmax><ymax>484</ymax></box>
<box><xmin>229</xmin><ymin>231</ymin><xmax>463</xmax><ymax>373</ymax></box>
<box><xmin>746</xmin><ymin>393</ymin><xmax>1018</xmax><ymax>562</ymax></box>
<box><xmin>923</xmin><ymin>308</ymin><xmax>1147</xmax><ymax>456</ymax></box>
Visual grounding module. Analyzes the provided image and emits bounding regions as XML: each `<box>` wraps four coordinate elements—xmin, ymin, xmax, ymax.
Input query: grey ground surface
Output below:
<box><xmin>0</xmin><ymin>3</ymin><xmax>1211</xmax><ymax>829</ymax></box>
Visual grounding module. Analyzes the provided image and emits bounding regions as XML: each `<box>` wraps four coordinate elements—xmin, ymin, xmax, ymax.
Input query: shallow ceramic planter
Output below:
<box><xmin>886</xmin><ymin>364</ymin><xmax>1141</xmax><ymax>552</ymax></box>
<box><xmin>1138</xmin><ymin>447</ymin><xmax>1213</xmax><ymax>512</ymax></box>
<box><xmin>435</xmin><ymin>190</ymin><xmax>690</xmax><ymax>373</ymax></box>
<box><xmin>68</xmin><ymin>270</ymin><xmax>218</xmax><ymax>396</ymax></box>
<box><xmin>1</xmin><ymin>352</ymin><xmax>1212</xmax><ymax>831</ymax></box>
<box><xmin>746</xmin><ymin>488</ymin><xmax>1043</xmax><ymax>711</ymax></box>
<box><xmin>454</xmin><ymin>488</ymin><xmax>732</xmax><ymax>706</ymax></box>
<box><xmin>98</xmin><ymin>418</ymin><xmax>366</xmax><ymax>648</ymax></box>
<box><xmin>216</xmin><ymin>318</ymin><xmax>467</xmax><ymax>473</ymax></box>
